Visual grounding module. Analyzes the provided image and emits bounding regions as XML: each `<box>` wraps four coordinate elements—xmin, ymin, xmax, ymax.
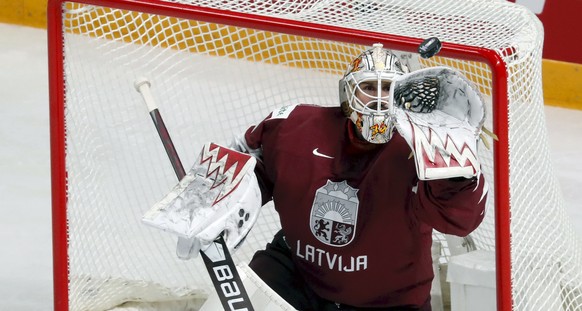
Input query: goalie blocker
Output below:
<box><xmin>136</xmin><ymin>77</ymin><xmax>261</xmax><ymax>310</ymax></box>
<box><xmin>143</xmin><ymin>142</ymin><xmax>262</xmax><ymax>258</ymax></box>
<box><xmin>142</xmin><ymin>142</ymin><xmax>263</xmax><ymax>310</ymax></box>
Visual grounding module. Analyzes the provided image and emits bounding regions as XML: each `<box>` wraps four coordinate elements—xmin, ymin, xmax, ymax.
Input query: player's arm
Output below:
<box><xmin>412</xmin><ymin>175</ymin><xmax>487</xmax><ymax>236</ymax></box>
<box><xmin>230</xmin><ymin>132</ymin><xmax>273</xmax><ymax>206</ymax></box>
<box><xmin>230</xmin><ymin>105</ymin><xmax>298</xmax><ymax>205</ymax></box>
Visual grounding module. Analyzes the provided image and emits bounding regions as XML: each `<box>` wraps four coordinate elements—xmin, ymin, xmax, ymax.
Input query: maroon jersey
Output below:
<box><xmin>243</xmin><ymin>104</ymin><xmax>486</xmax><ymax>308</ymax></box>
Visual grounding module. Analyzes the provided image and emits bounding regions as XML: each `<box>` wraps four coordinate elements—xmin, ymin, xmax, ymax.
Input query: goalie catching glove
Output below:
<box><xmin>392</xmin><ymin>67</ymin><xmax>487</xmax><ymax>180</ymax></box>
<box><xmin>142</xmin><ymin>142</ymin><xmax>262</xmax><ymax>259</ymax></box>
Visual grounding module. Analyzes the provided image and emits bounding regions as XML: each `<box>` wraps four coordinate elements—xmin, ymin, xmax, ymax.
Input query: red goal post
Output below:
<box><xmin>48</xmin><ymin>0</ymin><xmax>577</xmax><ymax>310</ymax></box>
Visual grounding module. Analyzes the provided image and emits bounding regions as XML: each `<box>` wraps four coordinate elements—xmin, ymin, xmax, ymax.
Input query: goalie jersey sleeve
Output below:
<box><xmin>241</xmin><ymin>104</ymin><xmax>487</xmax><ymax>308</ymax></box>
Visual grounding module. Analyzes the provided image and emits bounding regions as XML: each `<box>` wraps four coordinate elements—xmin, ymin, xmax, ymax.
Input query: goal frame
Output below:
<box><xmin>47</xmin><ymin>0</ymin><xmax>511</xmax><ymax>310</ymax></box>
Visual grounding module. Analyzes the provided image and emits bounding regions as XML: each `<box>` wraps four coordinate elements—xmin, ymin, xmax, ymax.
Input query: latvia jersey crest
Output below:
<box><xmin>310</xmin><ymin>180</ymin><xmax>359</xmax><ymax>247</ymax></box>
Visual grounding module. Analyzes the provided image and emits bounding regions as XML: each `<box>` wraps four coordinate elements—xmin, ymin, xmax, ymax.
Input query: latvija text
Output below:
<box><xmin>296</xmin><ymin>240</ymin><xmax>367</xmax><ymax>272</ymax></box>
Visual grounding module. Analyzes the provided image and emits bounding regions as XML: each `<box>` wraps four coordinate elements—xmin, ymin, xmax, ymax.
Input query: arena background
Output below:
<box><xmin>1</xmin><ymin>0</ymin><xmax>581</xmax><ymax>110</ymax></box>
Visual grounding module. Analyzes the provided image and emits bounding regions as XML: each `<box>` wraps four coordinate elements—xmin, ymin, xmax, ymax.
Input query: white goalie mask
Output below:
<box><xmin>339</xmin><ymin>44</ymin><xmax>405</xmax><ymax>144</ymax></box>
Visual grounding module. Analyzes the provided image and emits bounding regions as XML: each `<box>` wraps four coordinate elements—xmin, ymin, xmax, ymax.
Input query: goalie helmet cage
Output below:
<box><xmin>47</xmin><ymin>0</ymin><xmax>582</xmax><ymax>310</ymax></box>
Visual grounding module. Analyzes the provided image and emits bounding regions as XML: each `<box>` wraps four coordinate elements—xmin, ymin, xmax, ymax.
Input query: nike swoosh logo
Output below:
<box><xmin>312</xmin><ymin>148</ymin><xmax>334</xmax><ymax>159</ymax></box>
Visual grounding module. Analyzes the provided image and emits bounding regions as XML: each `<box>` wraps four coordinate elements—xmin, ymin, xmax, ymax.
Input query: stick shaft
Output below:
<box><xmin>148</xmin><ymin>109</ymin><xmax>186</xmax><ymax>179</ymax></box>
<box><xmin>135</xmin><ymin>78</ymin><xmax>186</xmax><ymax>179</ymax></box>
<box><xmin>136</xmin><ymin>79</ymin><xmax>255</xmax><ymax>311</ymax></box>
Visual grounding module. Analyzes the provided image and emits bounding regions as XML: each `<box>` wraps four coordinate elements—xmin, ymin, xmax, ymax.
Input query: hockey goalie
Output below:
<box><xmin>143</xmin><ymin>43</ymin><xmax>489</xmax><ymax>311</ymax></box>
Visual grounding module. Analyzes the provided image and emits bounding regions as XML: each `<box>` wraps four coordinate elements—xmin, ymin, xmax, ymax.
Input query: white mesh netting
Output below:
<box><xmin>48</xmin><ymin>0</ymin><xmax>582</xmax><ymax>310</ymax></box>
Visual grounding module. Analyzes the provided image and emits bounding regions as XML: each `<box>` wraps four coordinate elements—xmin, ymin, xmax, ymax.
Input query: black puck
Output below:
<box><xmin>418</xmin><ymin>37</ymin><xmax>442</xmax><ymax>59</ymax></box>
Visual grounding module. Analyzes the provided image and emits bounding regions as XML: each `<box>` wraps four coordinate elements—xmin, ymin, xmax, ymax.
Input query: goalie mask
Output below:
<box><xmin>339</xmin><ymin>43</ymin><xmax>405</xmax><ymax>144</ymax></box>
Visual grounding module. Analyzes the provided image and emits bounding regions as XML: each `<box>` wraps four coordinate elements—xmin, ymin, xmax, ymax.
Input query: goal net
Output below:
<box><xmin>47</xmin><ymin>0</ymin><xmax>582</xmax><ymax>310</ymax></box>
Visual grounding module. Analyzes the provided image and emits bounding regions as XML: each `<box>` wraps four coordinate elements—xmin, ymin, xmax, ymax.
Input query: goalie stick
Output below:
<box><xmin>134</xmin><ymin>77</ymin><xmax>255</xmax><ymax>311</ymax></box>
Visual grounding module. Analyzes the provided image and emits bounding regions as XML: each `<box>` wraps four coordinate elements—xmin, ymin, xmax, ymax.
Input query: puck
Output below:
<box><xmin>418</xmin><ymin>37</ymin><xmax>442</xmax><ymax>59</ymax></box>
